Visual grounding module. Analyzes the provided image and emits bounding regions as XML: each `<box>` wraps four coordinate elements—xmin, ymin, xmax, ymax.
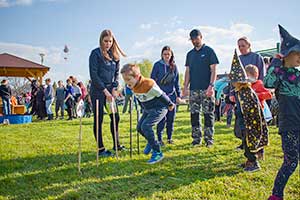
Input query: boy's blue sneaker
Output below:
<box><xmin>147</xmin><ymin>151</ymin><xmax>164</xmax><ymax>164</ymax></box>
<box><xmin>143</xmin><ymin>143</ymin><xmax>152</xmax><ymax>155</ymax></box>
<box><xmin>98</xmin><ymin>150</ymin><xmax>114</xmax><ymax>157</ymax></box>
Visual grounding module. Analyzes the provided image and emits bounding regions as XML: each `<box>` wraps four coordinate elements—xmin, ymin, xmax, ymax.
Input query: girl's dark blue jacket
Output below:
<box><xmin>150</xmin><ymin>60</ymin><xmax>181</xmax><ymax>98</ymax></box>
<box><xmin>89</xmin><ymin>47</ymin><xmax>119</xmax><ymax>93</ymax></box>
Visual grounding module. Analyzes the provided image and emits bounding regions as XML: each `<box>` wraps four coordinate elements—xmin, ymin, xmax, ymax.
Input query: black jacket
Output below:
<box><xmin>0</xmin><ymin>84</ymin><xmax>12</xmax><ymax>99</ymax></box>
<box><xmin>89</xmin><ymin>47</ymin><xmax>119</xmax><ymax>94</ymax></box>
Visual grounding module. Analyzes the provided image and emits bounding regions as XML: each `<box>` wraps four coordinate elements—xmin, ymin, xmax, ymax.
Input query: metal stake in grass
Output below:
<box><xmin>136</xmin><ymin>102</ymin><xmax>140</xmax><ymax>154</ymax></box>
<box><xmin>78</xmin><ymin>115</ymin><xmax>83</xmax><ymax>174</ymax></box>
<box><xmin>129</xmin><ymin>97</ymin><xmax>133</xmax><ymax>158</ymax></box>
<box><xmin>96</xmin><ymin>99</ymin><xmax>99</xmax><ymax>167</ymax></box>
<box><xmin>111</xmin><ymin>98</ymin><xmax>118</xmax><ymax>159</ymax></box>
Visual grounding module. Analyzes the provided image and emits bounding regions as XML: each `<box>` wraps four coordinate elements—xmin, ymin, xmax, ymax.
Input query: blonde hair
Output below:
<box><xmin>238</xmin><ymin>36</ymin><xmax>251</xmax><ymax>45</ymax></box>
<box><xmin>99</xmin><ymin>29</ymin><xmax>126</xmax><ymax>61</ymax></box>
<box><xmin>245</xmin><ymin>64</ymin><xmax>259</xmax><ymax>77</ymax></box>
<box><xmin>238</xmin><ymin>36</ymin><xmax>252</xmax><ymax>51</ymax></box>
<box><xmin>121</xmin><ymin>63</ymin><xmax>141</xmax><ymax>77</ymax></box>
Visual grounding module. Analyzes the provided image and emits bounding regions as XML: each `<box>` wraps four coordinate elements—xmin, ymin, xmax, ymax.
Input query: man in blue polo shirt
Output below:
<box><xmin>183</xmin><ymin>29</ymin><xmax>219</xmax><ymax>147</ymax></box>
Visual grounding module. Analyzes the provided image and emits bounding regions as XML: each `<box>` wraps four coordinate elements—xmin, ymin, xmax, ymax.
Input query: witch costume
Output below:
<box><xmin>265</xmin><ymin>25</ymin><xmax>300</xmax><ymax>200</ymax></box>
<box><xmin>230</xmin><ymin>49</ymin><xmax>269</xmax><ymax>153</ymax></box>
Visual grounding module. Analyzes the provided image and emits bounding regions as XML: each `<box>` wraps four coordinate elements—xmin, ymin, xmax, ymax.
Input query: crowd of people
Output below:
<box><xmin>1</xmin><ymin>25</ymin><xmax>299</xmax><ymax>200</ymax></box>
<box><xmin>88</xmin><ymin>26</ymin><xmax>299</xmax><ymax>200</ymax></box>
<box><xmin>0</xmin><ymin>76</ymin><xmax>93</xmax><ymax>121</ymax></box>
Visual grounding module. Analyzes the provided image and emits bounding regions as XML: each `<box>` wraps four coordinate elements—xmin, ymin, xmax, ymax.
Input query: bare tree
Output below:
<box><xmin>0</xmin><ymin>77</ymin><xmax>31</xmax><ymax>96</ymax></box>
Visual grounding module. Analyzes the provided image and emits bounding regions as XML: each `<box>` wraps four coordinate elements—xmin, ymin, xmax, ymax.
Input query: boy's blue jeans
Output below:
<box><xmin>137</xmin><ymin>107</ymin><xmax>168</xmax><ymax>152</ymax></box>
<box><xmin>45</xmin><ymin>99</ymin><xmax>53</xmax><ymax>115</ymax></box>
<box><xmin>2</xmin><ymin>97</ymin><xmax>10</xmax><ymax>115</ymax></box>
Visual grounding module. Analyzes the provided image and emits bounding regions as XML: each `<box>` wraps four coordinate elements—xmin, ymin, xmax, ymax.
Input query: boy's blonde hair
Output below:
<box><xmin>245</xmin><ymin>64</ymin><xmax>258</xmax><ymax>77</ymax></box>
<box><xmin>121</xmin><ymin>63</ymin><xmax>141</xmax><ymax>77</ymax></box>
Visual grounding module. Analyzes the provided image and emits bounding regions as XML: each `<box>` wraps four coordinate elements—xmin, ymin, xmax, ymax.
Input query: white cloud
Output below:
<box><xmin>15</xmin><ymin>0</ymin><xmax>32</xmax><ymax>6</ymax></box>
<box><xmin>0</xmin><ymin>42</ymin><xmax>88</xmax><ymax>82</ymax></box>
<box><xmin>0</xmin><ymin>0</ymin><xmax>32</xmax><ymax>7</ymax></box>
<box><xmin>129</xmin><ymin>23</ymin><xmax>277</xmax><ymax>75</ymax></box>
<box><xmin>164</xmin><ymin>16</ymin><xmax>183</xmax><ymax>28</ymax></box>
<box><xmin>140</xmin><ymin>23</ymin><xmax>152</xmax><ymax>30</ymax></box>
<box><xmin>0</xmin><ymin>0</ymin><xmax>62</xmax><ymax>8</ymax></box>
<box><xmin>139</xmin><ymin>22</ymin><xmax>160</xmax><ymax>30</ymax></box>
<box><xmin>139</xmin><ymin>17</ymin><xmax>183</xmax><ymax>31</ymax></box>
<box><xmin>0</xmin><ymin>0</ymin><xmax>9</xmax><ymax>7</ymax></box>
<box><xmin>0</xmin><ymin>42</ymin><xmax>65</xmax><ymax>65</ymax></box>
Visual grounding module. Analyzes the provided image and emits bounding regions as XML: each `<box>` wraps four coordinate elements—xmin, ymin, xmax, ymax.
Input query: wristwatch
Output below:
<box><xmin>209</xmin><ymin>83</ymin><xmax>215</xmax><ymax>87</ymax></box>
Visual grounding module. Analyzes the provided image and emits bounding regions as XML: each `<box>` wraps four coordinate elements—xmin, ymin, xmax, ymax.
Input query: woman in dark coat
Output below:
<box><xmin>36</xmin><ymin>85</ymin><xmax>47</xmax><ymax>120</ymax></box>
<box><xmin>89</xmin><ymin>29</ymin><xmax>126</xmax><ymax>157</ymax></box>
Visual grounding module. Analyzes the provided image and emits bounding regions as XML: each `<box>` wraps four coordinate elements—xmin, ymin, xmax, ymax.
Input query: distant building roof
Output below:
<box><xmin>0</xmin><ymin>53</ymin><xmax>50</xmax><ymax>84</ymax></box>
<box><xmin>0</xmin><ymin>53</ymin><xmax>49</xmax><ymax>69</ymax></box>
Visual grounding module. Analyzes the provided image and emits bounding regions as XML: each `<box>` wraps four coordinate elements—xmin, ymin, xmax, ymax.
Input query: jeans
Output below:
<box><xmin>45</xmin><ymin>99</ymin><xmax>53</xmax><ymax>115</ymax></box>
<box><xmin>157</xmin><ymin>94</ymin><xmax>176</xmax><ymax>141</ymax></box>
<box><xmin>66</xmin><ymin>98</ymin><xmax>73</xmax><ymax>119</ymax></box>
<box><xmin>2</xmin><ymin>97</ymin><xmax>10</xmax><ymax>115</ymax></box>
<box><xmin>55</xmin><ymin>99</ymin><xmax>64</xmax><ymax>117</ymax></box>
<box><xmin>137</xmin><ymin>107</ymin><xmax>168</xmax><ymax>152</ymax></box>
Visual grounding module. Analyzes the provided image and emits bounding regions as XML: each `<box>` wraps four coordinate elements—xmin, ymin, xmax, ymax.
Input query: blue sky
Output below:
<box><xmin>0</xmin><ymin>0</ymin><xmax>299</xmax><ymax>83</ymax></box>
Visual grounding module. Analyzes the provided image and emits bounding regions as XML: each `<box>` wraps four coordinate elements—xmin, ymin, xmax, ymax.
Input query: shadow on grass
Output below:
<box><xmin>0</xmin><ymin>149</ymin><xmax>242</xmax><ymax>200</ymax></box>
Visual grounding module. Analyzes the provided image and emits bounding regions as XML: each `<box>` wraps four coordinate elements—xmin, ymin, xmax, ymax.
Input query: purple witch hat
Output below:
<box><xmin>279</xmin><ymin>24</ymin><xmax>300</xmax><ymax>57</ymax></box>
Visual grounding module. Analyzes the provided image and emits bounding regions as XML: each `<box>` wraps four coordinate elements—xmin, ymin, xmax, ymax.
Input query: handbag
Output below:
<box><xmin>160</xmin><ymin>71</ymin><xmax>175</xmax><ymax>85</ymax></box>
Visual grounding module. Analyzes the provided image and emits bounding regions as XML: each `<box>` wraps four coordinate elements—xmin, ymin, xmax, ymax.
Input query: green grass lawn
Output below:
<box><xmin>0</xmin><ymin>106</ymin><xmax>299</xmax><ymax>200</ymax></box>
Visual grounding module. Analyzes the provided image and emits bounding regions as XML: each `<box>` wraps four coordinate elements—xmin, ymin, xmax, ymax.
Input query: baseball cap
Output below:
<box><xmin>190</xmin><ymin>29</ymin><xmax>201</xmax><ymax>39</ymax></box>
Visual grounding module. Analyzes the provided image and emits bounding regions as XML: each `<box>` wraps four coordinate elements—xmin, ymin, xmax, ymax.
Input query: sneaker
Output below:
<box><xmin>235</xmin><ymin>144</ymin><xmax>243</xmax><ymax>151</ymax></box>
<box><xmin>206</xmin><ymin>143</ymin><xmax>213</xmax><ymax>148</ymax></box>
<box><xmin>113</xmin><ymin>145</ymin><xmax>126</xmax><ymax>151</ymax></box>
<box><xmin>143</xmin><ymin>143</ymin><xmax>152</xmax><ymax>155</ymax></box>
<box><xmin>98</xmin><ymin>150</ymin><xmax>114</xmax><ymax>157</ymax></box>
<box><xmin>147</xmin><ymin>151</ymin><xmax>164</xmax><ymax>164</ymax></box>
<box><xmin>244</xmin><ymin>161</ymin><xmax>261</xmax><ymax>172</ymax></box>
<box><xmin>167</xmin><ymin>139</ymin><xmax>174</xmax><ymax>144</ymax></box>
<box><xmin>191</xmin><ymin>140</ymin><xmax>201</xmax><ymax>146</ymax></box>
<box><xmin>238</xmin><ymin>160</ymin><xmax>251</xmax><ymax>168</ymax></box>
<box><xmin>268</xmin><ymin>195</ymin><xmax>283</xmax><ymax>200</ymax></box>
